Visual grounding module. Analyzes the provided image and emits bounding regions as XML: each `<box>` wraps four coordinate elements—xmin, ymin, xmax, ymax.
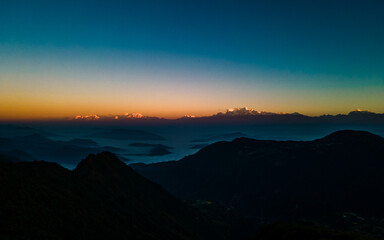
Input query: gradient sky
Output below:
<box><xmin>0</xmin><ymin>0</ymin><xmax>383</xmax><ymax>120</ymax></box>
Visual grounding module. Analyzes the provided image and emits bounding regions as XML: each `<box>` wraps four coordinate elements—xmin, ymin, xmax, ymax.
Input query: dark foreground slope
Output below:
<box><xmin>0</xmin><ymin>152</ymin><xmax>237</xmax><ymax>240</ymax></box>
<box><xmin>133</xmin><ymin>130</ymin><xmax>384</xmax><ymax>224</ymax></box>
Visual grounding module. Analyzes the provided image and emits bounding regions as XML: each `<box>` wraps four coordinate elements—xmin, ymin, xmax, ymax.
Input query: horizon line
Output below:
<box><xmin>0</xmin><ymin>108</ymin><xmax>380</xmax><ymax>122</ymax></box>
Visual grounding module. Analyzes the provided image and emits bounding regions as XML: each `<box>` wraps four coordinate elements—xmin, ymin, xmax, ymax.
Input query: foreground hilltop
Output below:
<box><xmin>133</xmin><ymin>130</ymin><xmax>384</xmax><ymax>229</ymax></box>
<box><xmin>0</xmin><ymin>152</ymin><xmax>241</xmax><ymax>240</ymax></box>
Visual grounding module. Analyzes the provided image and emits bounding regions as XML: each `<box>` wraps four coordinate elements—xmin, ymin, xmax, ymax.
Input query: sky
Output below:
<box><xmin>0</xmin><ymin>0</ymin><xmax>383</xmax><ymax>120</ymax></box>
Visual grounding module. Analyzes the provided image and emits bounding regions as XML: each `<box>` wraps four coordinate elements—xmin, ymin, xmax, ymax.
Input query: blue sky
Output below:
<box><xmin>0</xmin><ymin>0</ymin><xmax>383</xmax><ymax>119</ymax></box>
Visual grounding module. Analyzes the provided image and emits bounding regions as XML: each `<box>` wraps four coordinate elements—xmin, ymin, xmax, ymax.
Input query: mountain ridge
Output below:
<box><xmin>132</xmin><ymin>130</ymin><xmax>384</xmax><ymax>229</ymax></box>
<box><xmin>68</xmin><ymin>109</ymin><xmax>384</xmax><ymax>124</ymax></box>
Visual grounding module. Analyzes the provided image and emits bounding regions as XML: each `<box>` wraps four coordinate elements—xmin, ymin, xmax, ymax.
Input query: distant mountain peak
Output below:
<box><xmin>182</xmin><ymin>115</ymin><xmax>196</xmax><ymax>118</ymax></box>
<box><xmin>348</xmin><ymin>109</ymin><xmax>375</xmax><ymax>115</ymax></box>
<box><xmin>70</xmin><ymin>108</ymin><xmax>384</xmax><ymax>123</ymax></box>
<box><xmin>118</xmin><ymin>112</ymin><xmax>144</xmax><ymax>119</ymax></box>
<box><xmin>211</xmin><ymin>107</ymin><xmax>302</xmax><ymax>117</ymax></box>
<box><xmin>74</xmin><ymin>114</ymin><xmax>101</xmax><ymax>120</ymax></box>
<box><xmin>72</xmin><ymin>112</ymin><xmax>159</xmax><ymax>121</ymax></box>
<box><xmin>220</xmin><ymin>107</ymin><xmax>261</xmax><ymax>116</ymax></box>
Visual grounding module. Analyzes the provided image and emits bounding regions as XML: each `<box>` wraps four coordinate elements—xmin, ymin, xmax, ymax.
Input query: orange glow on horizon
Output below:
<box><xmin>1</xmin><ymin>67</ymin><xmax>383</xmax><ymax>121</ymax></box>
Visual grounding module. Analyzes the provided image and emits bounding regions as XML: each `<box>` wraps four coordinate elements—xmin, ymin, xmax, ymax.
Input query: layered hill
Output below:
<box><xmin>0</xmin><ymin>152</ymin><xmax>236</xmax><ymax>240</ymax></box>
<box><xmin>0</xmin><ymin>134</ymin><xmax>128</xmax><ymax>165</ymax></box>
<box><xmin>132</xmin><ymin>130</ymin><xmax>384</xmax><ymax>224</ymax></box>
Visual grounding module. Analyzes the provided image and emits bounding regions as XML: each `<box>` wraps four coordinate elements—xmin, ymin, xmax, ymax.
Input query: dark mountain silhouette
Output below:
<box><xmin>0</xmin><ymin>152</ymin><xmax>244</xmax><ymax>240</ymax></box>
<box><xmin>86</xmin><ymin>128</ymin><xmax>165</xmax><ymax>140</ymax></box>
<box><xmin>132</xmin><ymin>130</ymin><xmax>384</xmax><ymax>228</ymax></box>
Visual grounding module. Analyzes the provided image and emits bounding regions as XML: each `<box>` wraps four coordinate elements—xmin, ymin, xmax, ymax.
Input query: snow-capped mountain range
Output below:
<box><xmin>72</xmin><ymin>108</ymin><xmax>384</xmax><ymax>123</ymax></box>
